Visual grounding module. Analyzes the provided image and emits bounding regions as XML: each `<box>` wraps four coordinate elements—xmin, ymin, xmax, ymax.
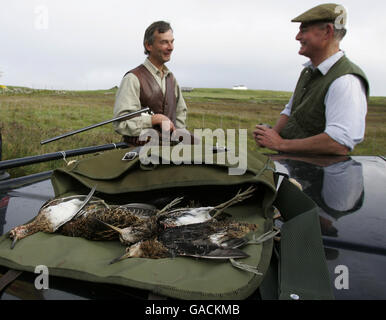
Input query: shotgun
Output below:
<box><xmin>40</xmin><ymin>107</ymin><xmax>151</xmax><ymax>145</ymax></box>
<box><xmin>0</xmin><ymin>142</ymin><xmax>129</xmax><ymax>171</ymax></box>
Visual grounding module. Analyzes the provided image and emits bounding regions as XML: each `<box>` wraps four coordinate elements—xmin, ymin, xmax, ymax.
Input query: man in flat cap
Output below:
<box><xmin>253</xmin><ymin>3</ymin><xmax>369</xmax><ymax>155</ymax></box>
<box><xmin>113</xmin><ymin>21</ymin><xmax>189</xmax><ymax>146</ymax></box>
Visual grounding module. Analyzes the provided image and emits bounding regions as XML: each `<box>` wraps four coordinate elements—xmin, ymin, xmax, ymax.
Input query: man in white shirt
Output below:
<box><xmin>253</xmin><ymin>3</ymin><xmax>369</xmax><ymax>155</ymax></box>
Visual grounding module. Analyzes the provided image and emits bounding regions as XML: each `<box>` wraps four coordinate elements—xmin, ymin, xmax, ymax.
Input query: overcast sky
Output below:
<box><xmin>1</xmin><ymin>0</ymin><xmax>385</xmax><ymax>96</ymax></box>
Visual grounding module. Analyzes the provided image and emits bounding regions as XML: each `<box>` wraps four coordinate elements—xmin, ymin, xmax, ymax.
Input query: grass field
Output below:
<box><xmin>1</xmin><ymin>86</ymin><xmax>385</xmax><ymax>178</ymax></box>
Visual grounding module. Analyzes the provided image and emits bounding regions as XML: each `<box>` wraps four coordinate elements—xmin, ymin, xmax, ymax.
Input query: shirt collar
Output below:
<box><xmin>144</xmin><ymin>58</ymin><xmax>170</xmax><ymax>77</ymax></box>
<box><xmin>303</xmin><ymin>51</ymin><xmax>345</xmax><ymax>75</ymax></box>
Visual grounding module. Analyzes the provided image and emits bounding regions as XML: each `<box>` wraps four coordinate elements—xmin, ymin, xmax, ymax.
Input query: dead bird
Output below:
<box><xmin>109</xmin><ymin>219</ymin><xmax>258</xmax><ymax>263</ymax></box>
<box><xmin>71</xmin><ymin>186</ymin><xmax>255</xmax><ymax>246</ymax></box>
<box><xmin>59</xmin><ymin>203</ymin><xmax>158</xmax><ymax>241</ymax></box>
<box><xmin>97</xmin><ymin>186</ymin><xmax>256</xmax><ymax>247</ymax></box>
<box><xmin>8</xmin><ymin>186</ymin><xmax>159</xmax><ymax>248</ymax></box>
<box><xmin>9</xmin><ymin>187</ymin><xmax>100</xmax><ymax>248</ymax></box>
<box><xmin>97</xmin><ymin>187</ymin><xmax>259</xmax><ymax>263</ymax></box>
<box><xmin>9</xmin><ymin>185</ymin><xmax>257</xmax><ymax>260</ymax></box>
<box><xmin>60</xmin><ymin>198</ymin><xmax>184</xmax><ymax>244</ymax></box>
<box><xmin>157</xmin><ymin>186</ymin><xmax>256</xmax><ymax>228</ymax></box>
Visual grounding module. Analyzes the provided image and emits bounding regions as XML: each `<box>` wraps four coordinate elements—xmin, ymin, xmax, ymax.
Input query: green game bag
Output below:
<box><xmin>0</xmin><ymin>146</ymin><xmax>333</xmax><ymax>300</ymax></box>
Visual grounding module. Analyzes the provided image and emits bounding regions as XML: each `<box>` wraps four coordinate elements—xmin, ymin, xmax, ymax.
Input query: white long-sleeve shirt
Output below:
<box><xmin>281</xmin><ymin>51</ymin><xmax>367</xmax><ymax>151</ymax></box>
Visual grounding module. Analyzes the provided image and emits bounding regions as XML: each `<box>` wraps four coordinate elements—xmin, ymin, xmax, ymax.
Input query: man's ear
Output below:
<box><xmin>144</xmin><ymin>41</ymin><xmax>152</xmax><ymax>53</ymax></box>
<box><xmin>325</xmin><ymin>23</ymin><xmax>335</xmax><ymax>40</ymax></box>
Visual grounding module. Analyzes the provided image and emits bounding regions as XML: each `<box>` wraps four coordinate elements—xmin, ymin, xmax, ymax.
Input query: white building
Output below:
<box><xmin>232</xmin><ymin>85</ymin><xmax>247</xmax><ymax>90</ymax></box>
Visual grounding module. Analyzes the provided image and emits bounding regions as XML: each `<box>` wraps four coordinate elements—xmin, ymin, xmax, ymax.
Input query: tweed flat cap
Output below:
<box><xmin>292</xmin><ymin>3</ymin><xmax>347</xmax><ymax>26</ymax></box>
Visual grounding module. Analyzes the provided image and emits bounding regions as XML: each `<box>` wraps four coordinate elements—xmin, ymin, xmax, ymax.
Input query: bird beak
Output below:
<box><xmin>9</xmin><ymin>230</ymin><xmax>19</xmax><ymax>249</ymax></box>
<box><xmin>10</xmin><ymin>237</ymin><xmax>18</xmax><ymax>249</ymax></box>
<box><xmin>109</xmin><ymin>251</ymin><xmax>131</xmax><ymax>264</ymax></box>
<box><xmin>94</xmin><ymin>218</ymin><xmax>123</xmax><ymax>235</ymax></box>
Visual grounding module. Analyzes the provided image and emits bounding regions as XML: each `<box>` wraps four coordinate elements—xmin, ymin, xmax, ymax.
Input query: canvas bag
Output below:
<box><xmin>0</xmin><ymin>146</ymin><xmax>333</xmax><ymax>299</ymax></box>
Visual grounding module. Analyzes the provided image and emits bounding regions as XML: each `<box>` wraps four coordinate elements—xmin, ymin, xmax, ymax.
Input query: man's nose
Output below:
<box><xmin>295</xmin><ymin>31</ymin><xmax>302</xmax><ymax>41</ymax></box>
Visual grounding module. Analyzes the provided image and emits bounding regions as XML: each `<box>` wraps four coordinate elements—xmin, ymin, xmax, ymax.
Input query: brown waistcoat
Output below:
<box><xmin>125</xmin><ymin>64</ymin><xmax>177</xmax><ymax>124</ymax></box>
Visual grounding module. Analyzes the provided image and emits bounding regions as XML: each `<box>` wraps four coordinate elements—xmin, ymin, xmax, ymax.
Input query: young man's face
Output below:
<box><xmin>146</xmin><ymin>29</ymin><xmax>174</xmax><ymax>67</ymax></box>
<box><xmin>295</xmin><ymin>23</ymin><xmax>328</xmax><ymax>58</ymax></box>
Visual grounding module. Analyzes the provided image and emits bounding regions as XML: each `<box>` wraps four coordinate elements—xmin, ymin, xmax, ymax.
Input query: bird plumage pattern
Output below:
<box><xmin>9</xmin><ymin>186</ymin><xmax>261</xmax><ymax>273</ymax></box>
<box><xmin>9</xmin><ymin>194</ymin><xmax>159</xmax><ymax>248</ymax></box>
<box><xmin>108</xmin><ymin>219</ymin><xmax>258</xmax><ymax>263</ymax></box>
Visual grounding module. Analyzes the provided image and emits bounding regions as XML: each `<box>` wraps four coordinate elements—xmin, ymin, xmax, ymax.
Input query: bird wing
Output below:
<box><xmin>178</xmin><ymin>247</ymin><xmax>249</xmax><ymax>259</ymax></box>
<box><xmin>52</xmin><ymin>186</ymin><xmax>97</xmax><ymax>231</ymax></box>
<box><xmin>158</xmin><ymin>222</ymin><xmax>250</xmax><ymax>260</ymax></box>
<box><xmin>117</xmin><ymin>203</ymin><xmax>157</xmax><ymax>218</ymax></box>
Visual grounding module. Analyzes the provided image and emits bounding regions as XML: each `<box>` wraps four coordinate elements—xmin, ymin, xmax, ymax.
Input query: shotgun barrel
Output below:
<box><xmin>40</xmin><ymin>107</ymin><xmax>151</xmax><ymax>145</ymax></box>
<box><xmin>0</xmin><ymin>142</ymin><xmax>129</xmax><ymax>170</ymax></box>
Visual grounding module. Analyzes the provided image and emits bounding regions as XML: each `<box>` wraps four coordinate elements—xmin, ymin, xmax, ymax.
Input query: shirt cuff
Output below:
<box><xmin>141</xmin><ymin>113</ymin><xmax>153</xmax><ymax>129</ymax></box>
<box><xmin>280</xmin><ymin>108</ymin><xmax>291</xmax><ymax>117</ymax></box>
<box><xmin>324</xmin><ymin>125</ymin><xmax>355</xmax><ymax>151</ymax></box>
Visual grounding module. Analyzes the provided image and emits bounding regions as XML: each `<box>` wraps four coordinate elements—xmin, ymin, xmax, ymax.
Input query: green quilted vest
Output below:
<box><xmin>280</xmin><ymin>55</ymin><xmax>369</xmax><ymax>139</ymax></box>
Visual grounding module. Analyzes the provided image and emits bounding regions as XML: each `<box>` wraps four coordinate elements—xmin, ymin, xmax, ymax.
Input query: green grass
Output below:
<box><xmin>0</xmin><ymin>87</ymin><xmax>385</xmax><ymax>178</ymax></box>
<box><xmin>183</xmin><ymin>88</ymin><xmax>293</xmax><ymax>105</ymax></box>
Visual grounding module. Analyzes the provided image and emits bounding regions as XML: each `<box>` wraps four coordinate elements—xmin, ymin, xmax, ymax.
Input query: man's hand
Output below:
<box><xmin>253</xmin><ymin>124</ymin><xmax>350</xmax><ymax>155</ymax></box>
<box><xmin>253</xmin><ymin>125</ymin><xmax>283</xmax><ymax>151</ymax></box>
<box><xmin>151</xmin><ymin>114</ymin><xmax>176</xmax><ymax>132</ymax></box>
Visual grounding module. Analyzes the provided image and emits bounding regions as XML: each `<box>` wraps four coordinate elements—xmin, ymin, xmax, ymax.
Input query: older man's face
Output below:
<box><xmin>146</xmin><ymin>29</ymin><xmax>174</xmax><ymax>67</ymax></box>
<box><xmin>295</xmin><ymin>23</ymin><xmax>327</xmax><ymax>58</ymax></box>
